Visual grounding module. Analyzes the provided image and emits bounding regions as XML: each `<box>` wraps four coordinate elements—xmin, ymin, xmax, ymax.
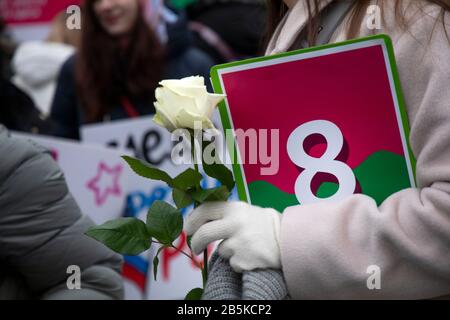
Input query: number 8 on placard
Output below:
<box><xmin>287</xmin><ymin>120</ymin><xmax>356</xmax><ymax>205</ymax></box>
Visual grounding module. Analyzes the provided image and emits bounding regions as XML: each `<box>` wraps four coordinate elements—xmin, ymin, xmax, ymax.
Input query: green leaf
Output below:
<box><xmin>153</xmin><ymin>255</ymin><xmax>159</xmax><ymax>281</ymax></box>
<box><xmin>185</xmin><ymin>288</ymin><xmax>204</xmax><ymax>300</ymax></box>
<box><xmin>172</xmin><ymin>168</ymin><xmax>203</xmax><ymax>191</ymax></box>
<box><xmin>146</xmin><ymin>201</ymin><xmax>183</xmax><ymax>245</ymax></box>
<box><xmin>152</xmin><ymin>247</ymin><xmax>165</xmax><ymax>281</ymax></box>
<box><xmin>203</xmin><ymin>162</ymin><xmax>235</xmax><ymax>191</ymax></box>
<box><xmin>122</xmin><ymin>156</ymin><xmax>173</xmax><ymax>186</ymax></box>
<box><xmin>187</xmin><ymin>235</ymin><xmax>193</xmax><ymax>251</ymax></box>
<box><xmin>85</xmin><ymin>218</ymin><xmax>151</xmax><ymax>255</ymax></box>
<box><xmin>173</xmin><ymin>188</ymin><xmax>194</xmax><ymax>209</ymax></box>
<box><xmin>190</xmin><ymin>185</ymin><xmax>231</xmax><ymax>203</ymax></box>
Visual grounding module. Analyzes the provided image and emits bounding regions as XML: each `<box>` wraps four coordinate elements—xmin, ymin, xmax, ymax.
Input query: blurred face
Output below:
<box><xmin>93</xmin><ymin>0</ymin><xmax>140</xmax><ymax>37</ymax></box>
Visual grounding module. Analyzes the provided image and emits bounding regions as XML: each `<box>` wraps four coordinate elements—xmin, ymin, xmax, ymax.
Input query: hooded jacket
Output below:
<box><xmin>12</xmin><ymin>41</ymin><xmax>75</xmax><ymax>116</ymax></box>
<box><xmin>0</xmin><ymin>126</ymin><xmax>124</xmax><ymax>299</ymax></box>
<box><xmin>267</xmin><ymin>0</ymin><xmax>450</xmax><ymax>299</ymax></box>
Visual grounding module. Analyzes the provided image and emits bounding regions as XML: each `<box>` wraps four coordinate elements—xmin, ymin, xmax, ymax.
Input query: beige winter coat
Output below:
<box><xmin>267</xmin><ymin>0</ymin><xmax>450</xmax><ymax>299</ymax></box>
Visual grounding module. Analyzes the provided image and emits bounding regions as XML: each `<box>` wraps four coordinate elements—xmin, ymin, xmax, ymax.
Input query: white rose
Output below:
<box><xmin>153</xmin><ymin>76</ymin><xmax>226</xmax><ymax>132</ymax></box>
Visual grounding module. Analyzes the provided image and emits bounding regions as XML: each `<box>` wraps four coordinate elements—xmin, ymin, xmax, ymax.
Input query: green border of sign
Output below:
<box><xmin>210</xmin><ymin>34</ymin><xmax>417</xmax><ymax>204</ymax></box>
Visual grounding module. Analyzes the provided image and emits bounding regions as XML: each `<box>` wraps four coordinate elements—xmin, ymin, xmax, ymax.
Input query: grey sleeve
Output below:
<box><xmin>41</xmin><ymin>264</ymin><xmax>124</xmax><ymax>300</ymax></box>
<box><xmin>0</xmin><ymin>130</ymin><xmax>124</xmax><ymax>299</ymax></box>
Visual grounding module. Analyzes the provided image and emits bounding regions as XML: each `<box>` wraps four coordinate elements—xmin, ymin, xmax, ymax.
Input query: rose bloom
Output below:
<box><xmin>153</xmin><ymin>76</ymin><xmax>225</xmax><ymax>132</ymax></box>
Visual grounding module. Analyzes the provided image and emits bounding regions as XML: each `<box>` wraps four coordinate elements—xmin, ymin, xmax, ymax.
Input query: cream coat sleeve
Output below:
<box><xmin>280</xmin><ymin>8</ymin><xmax>450</xmax><ymax>299</ymax></box>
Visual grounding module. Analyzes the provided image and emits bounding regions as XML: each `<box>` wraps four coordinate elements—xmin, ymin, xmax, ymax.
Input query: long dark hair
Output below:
<box><xmin>76</xmin><ymin>0</ymin><xmax>165</xmax><ymax>122</ymax></box>
<box><xmin>265</xmin><ymin>0</ymin><xmax>450</xmax><ymax>47</ymax></box>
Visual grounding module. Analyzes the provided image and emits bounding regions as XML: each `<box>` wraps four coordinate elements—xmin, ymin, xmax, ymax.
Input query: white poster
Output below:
<box><xmin>81</xmin><ymin>116</ymin><xmax>235</xmax><ymax>300</ymax></box>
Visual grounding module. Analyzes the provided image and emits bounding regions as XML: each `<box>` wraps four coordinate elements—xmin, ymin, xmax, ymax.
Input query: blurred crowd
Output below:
<box><xmin>0</xmin><ymin>0</ymin><xmax>267</xmax><ymax>300</ymax></box>
<box><xmin>0</xmin><ymin>0</ymin><xmax>267</xmax><ymax>138</ymax></box>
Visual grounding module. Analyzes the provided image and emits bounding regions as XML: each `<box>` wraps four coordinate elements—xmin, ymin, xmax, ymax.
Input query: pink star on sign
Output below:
<box><xmin>87</xmin><ymin>162</ymin><xmax>123</xmax><ymax>206</ymax></box>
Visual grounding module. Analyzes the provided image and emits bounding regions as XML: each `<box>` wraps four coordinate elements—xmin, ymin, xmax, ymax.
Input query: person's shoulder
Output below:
<box><xmin>397</xmin><ymin>2</ymin><xmax>450</xmax><ymax>62</ymax></box>
<box><xmin>0</xmin><ymin>126</ymin><xmax>49</xmax><ymax>184</ymax></box>
<box><xmin>383</xmin><ymin>0</ymin><xmax>450</xmax><ymax>40</ymax></box>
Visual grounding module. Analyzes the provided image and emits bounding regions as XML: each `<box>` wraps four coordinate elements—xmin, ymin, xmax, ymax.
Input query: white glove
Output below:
<box><xmin>185</xmin><ymin>201</ymin><xmax>282</xmax><ymax>273</ymax></box>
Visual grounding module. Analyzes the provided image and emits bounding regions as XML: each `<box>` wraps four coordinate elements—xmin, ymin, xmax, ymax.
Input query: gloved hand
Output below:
<box><xmin>185</xmin><ymin>201</ymin><xmax>282</xmax><ymax>273</ymax></box>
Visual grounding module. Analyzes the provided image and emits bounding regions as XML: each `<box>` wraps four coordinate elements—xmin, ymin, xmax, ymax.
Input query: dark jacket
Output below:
<box><xmin>0</xmin><ymin>126</ymin><xmax>124</xmax><ymax>299</ymax></box>
<box><xmin>0</xmin><ymin>79</ymin><xmax>58</xmax><ymax>134</ymax></box>
<box><xmin>50</xmin><ymin>12</ymin><xmax>215</xmax><ymax>140</ymax></box>
<box><xmin>187</xmin><ymin>0</ymin><xmax>267</xmax><ymax>63</ymax></box>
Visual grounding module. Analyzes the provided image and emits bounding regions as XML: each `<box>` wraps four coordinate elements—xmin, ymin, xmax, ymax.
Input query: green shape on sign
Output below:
<box><xmin>247</xmin><ymin>180</ymin><xmax>298</xmax><ymax>213</ymax></box>
<box><xmin>316</xmin><ymin>183</ymin><xmax>340</xmax><ymax>199</ymax></box>
<box><xmin>249</xmin><ymin>150</ymin><xmax>411</xmax><ymax>212</ymax></box>
<box><xmin>353</xmin><ymin>150</ymin><xmax>410</xmax><ymax>205</ymax></box>
<box><xmin>316</xmin><ymin>151</ymin><xmax>410</xmax><ymax>205</ymax></box>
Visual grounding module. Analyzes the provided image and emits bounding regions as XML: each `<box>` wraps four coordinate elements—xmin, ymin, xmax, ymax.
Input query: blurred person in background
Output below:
<box><xmin>11</xmin><ymin>11</ymin><xmax>81</xmax><ymax>117</ymax></box>
<box><xmin>185</xmin><ymin>0</ymin><xmax>267</xmax><ymax>63</ymax></box>
<box><xmin>0</xmin><ymin>18</ymin><xmax>58</xmax><ymax>134</ymax></box>
<box><xmin>50</xmin><ymin>0</ymin><xmax>215</xmax><ymax>140</ymax></box>
<box><xmin>1</xmin><ymin>21</ymin><xmax>124</xmax><ymax>299</ymax></box>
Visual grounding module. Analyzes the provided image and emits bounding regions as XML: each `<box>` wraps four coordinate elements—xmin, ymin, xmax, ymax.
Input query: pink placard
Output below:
<box><xmin>211</xmin><ymin>36</ymin><xmax>416</xmax><ymax>211</ymax></box>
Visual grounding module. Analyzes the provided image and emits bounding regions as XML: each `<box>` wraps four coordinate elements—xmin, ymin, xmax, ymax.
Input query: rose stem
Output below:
<box><xmin>190</xmin><ymin>130</ymin><xmax>208</xmax><ymax>287</ymax></box>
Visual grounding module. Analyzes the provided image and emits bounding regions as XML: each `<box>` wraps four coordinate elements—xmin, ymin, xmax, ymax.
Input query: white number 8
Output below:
<box><xmin>287</xmin><ymin>120</ymin><xmax>356</xmax><ymax>205</ymax></box>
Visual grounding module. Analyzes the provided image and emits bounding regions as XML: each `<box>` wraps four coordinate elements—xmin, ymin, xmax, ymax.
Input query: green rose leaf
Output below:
<box><xmin>202</xmin><ymin>162</ymin><xmax>235</xmax><ymax>191</ymax></box>
<box><xmin>122</xmin><ymin>156</ymin><xmax>173</xmax><ymax>186</ymax></box>
<box><xmin>153</xmin><ymin>247</ymin><xmax>165</xmax><ymax>281</ymax></box>
<box><xmin>85</xmin><ymin>218</ymin><xmax>151</xmax><ymax>255</ymax></box>
<box><xmin>190</xmin><ymin>185</ymin><xmax>230</xmax><ymax>203</ymax></box>
<box><xmin>146</xmin><ymin>201</ymin><xmax>183</xmax><ymax>245</ymax></box>
<box><xmin>187</xmin><ymin>235</ymin><xmax>193</xmax><ymax>251</ymax></box>
<box><xmin>185</xmin><ymin>287</ymin><xmax>204</xmax><ymax>300</ymax></box>
<box><xmin>172</xmin><ymin>168</ymin><xmax>203</xmax><ymax>191</ymax></box>
<box><xmin>153</xmin><ymin>255</ymin><xmax>159</xmax><ymax>281</ymax></box>
<box><xmin>173</xmin><ymin>188</ymin><xmax>194</xmax><ymax>209</ymax></box>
